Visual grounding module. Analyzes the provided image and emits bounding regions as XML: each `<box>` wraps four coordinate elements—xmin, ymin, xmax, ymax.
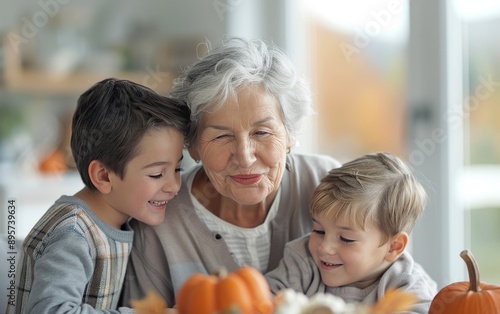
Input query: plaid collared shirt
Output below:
<box><xmin>7</xmin><ymin>196</ymin><xmax>134</xmax><ymax>314</ymax></box>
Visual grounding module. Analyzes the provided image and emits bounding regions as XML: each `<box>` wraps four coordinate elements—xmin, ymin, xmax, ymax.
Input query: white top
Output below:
<box><xmin>187</xmin><ymin>169</ymin><xmax>280</xmax><ymax>272</ymax></box>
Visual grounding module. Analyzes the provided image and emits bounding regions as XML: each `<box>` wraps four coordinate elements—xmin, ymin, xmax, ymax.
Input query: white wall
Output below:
<box><xmin>408</xmin><ymin>0</ymin><xmax>466</xmax><ymax>288</ymax></box>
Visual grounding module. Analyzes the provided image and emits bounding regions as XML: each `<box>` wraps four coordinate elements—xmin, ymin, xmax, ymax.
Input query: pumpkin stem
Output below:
<box><xmin>460</xmin><ymin>249</ymin><xmax>481</xmax><ymax>292</ymax></box>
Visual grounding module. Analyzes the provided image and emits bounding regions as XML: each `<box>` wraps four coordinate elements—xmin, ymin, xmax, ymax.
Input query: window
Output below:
<box><xmin>460</xmin><ymin>0</ymin><xmax>500</xmax><ymax>284</ymax></box>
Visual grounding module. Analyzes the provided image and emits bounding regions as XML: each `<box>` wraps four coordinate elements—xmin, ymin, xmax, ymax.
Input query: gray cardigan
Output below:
<box><xmin>265</xmin><ymin>235</ymin><xmax>437</xmax><ymax>314</ymax></box>
<box><xmin>121</xmin><ymin>153</ymin><xmax>340</xmax><ymax>307</ymax></box>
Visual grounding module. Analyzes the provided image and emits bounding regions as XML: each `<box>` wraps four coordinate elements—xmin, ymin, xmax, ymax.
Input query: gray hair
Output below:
<box><xmin>170</xmin><ymin>37</ymin><xmax>313</xmax><ymax>146</ymax></box>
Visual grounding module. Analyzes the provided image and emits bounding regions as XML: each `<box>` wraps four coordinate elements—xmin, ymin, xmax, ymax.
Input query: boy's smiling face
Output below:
<box><xmin>308</xmin><ymin>213</ymin><xmax>394</xmax><ymax>289</ymax></box>
<box><xmin>104</xmin><ymin>127</ymin><xmax>185</xmax><ymax>227</ymax></box>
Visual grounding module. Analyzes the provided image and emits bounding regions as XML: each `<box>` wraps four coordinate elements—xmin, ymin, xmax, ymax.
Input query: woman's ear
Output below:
<box><xmin>188</xmin><ymin>145</ymin><xmax>200</xmax><ymax>162</ymax></box>
<box><xmin>88</xmin><ymin>160</ymin><xmax>112</xmax><ymax>194</ymax></box>
<box><xmin>385</xmin><ymin>231</ymin><xmax>409</xmax><ymax>263</ymax></box>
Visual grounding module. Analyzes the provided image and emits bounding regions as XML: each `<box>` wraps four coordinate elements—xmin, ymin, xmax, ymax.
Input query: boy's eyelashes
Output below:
<box><xmin>149</xmin><ymin>166</ymin><xmax>184</xmax><ymax>178</ymax></box>
<box><xmin>340</xmin><ymin>236</ymin><xmax>355</xmax><ymax>244</ymax></box>
<box><xmin>312</xmin><ymin>229</ymin><xmax>356</xmax><ymax>244</ymax></box>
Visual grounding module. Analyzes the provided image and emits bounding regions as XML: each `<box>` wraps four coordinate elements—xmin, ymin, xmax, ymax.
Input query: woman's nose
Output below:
<box><xmin>233</xmin><ymin>137</ymin><xmax>257</xmax><ymax>167</ymax></box>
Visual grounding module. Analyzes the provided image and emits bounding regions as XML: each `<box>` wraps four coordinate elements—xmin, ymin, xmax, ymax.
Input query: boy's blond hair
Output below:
<box><xmin>310</xmin><ymin>152</ymin><xmax>427</xmax><ymax>244</ymax></box>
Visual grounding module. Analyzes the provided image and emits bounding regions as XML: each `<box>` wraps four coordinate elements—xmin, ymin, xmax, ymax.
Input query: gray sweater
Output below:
<box><xmin>265</xmin><ymin>235</ymin><xmax>437</xmax><ymax>314</ymax></box>
<box><xmin>121</xmin><ymin>153</ymin><xmax>340</xmax><ymax>307</ymax></box>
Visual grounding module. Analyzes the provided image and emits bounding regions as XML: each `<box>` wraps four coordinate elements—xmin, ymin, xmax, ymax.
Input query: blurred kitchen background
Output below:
<box><xmin>1</xmin><ymin>0</ymin><xmax>500</xmax><ymax>306</ymax></box>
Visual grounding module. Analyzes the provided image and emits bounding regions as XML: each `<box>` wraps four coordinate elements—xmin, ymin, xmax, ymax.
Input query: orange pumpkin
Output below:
<box><xmin>176</xmin><ymin>266</ymin><xmax>274</xmax><ymax>314</ymax></box>
<box><xmin>429</xmin><ymin>250</ymin><xmax>500</xmax><ymax>313</ymax></box>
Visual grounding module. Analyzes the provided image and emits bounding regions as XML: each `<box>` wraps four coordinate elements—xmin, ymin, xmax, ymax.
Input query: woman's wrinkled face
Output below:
<box><xmin>190</xmin><ymin>84</ymin><xmax>290</xmax><ymax>205</ymax></box>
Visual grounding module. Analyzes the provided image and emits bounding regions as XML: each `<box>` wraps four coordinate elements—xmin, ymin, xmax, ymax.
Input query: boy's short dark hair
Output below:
<box><xmin>70</xmin><ymin>78</ymin><xmax>191</xmax><ymax>190</ymax></box>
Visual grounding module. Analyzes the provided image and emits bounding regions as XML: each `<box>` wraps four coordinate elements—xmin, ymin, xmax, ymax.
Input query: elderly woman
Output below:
<box><xmin>121</xmin><ymin>37</ymin><xmax>341</xmax><ymax>307</ymax></box>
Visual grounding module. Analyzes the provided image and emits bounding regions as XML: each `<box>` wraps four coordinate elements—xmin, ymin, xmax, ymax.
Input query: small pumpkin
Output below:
<box><xmin>429</xmin><ymin>249</ymin><xmax>500</xmax><ymax>313</ymax></box>
<box><xmin>176</xmin><ymin>266</ymin><xmax>274</xmax><ymax>314</ymax></box>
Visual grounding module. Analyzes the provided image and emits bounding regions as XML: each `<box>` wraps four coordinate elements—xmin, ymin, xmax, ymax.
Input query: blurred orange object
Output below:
<box><xmin>131</xmin><ymin>290</ymin><xmax>168</xmax><ymax>314</ymax></box>
<box><xmin>39</xmin><ymin>149</ymin><xmax>67</xmax><ymax>174</ymax></box>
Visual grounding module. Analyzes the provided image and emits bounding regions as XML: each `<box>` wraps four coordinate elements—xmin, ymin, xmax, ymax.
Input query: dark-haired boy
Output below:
<box><xmin>7</xmin><ymin>78</ymin><xmax>190</xmax><ymax>314</ymax></box>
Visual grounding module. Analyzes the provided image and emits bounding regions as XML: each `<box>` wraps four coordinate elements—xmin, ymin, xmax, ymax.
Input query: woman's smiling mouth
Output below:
<box><xmin>231</xmin><ymin>174</ymin><xmax>262</xmax><ymax>185</ymax></box>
